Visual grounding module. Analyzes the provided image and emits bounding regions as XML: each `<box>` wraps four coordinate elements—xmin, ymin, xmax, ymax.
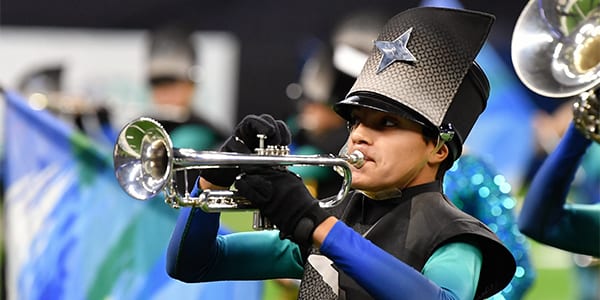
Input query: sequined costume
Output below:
<box><xmin>519</xmin><ymin>123</ymin><xmax>600</xmax><ymax>257</ymax></box>
<box><xmin>445</xmin><ymin>154</ymin><xmax>535</xmax><ymax>299</ymax></box>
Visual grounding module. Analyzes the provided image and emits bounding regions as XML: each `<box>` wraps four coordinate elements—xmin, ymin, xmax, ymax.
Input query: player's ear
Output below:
<box><xmin>429</xmin><ymin>143</ymin><xmax>449</xmax><ymax>164</ymax></box>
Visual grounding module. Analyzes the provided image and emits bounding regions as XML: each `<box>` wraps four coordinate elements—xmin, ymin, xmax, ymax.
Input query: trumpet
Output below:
<box><xmin>113</xmin><ymin>117</ymin><xmax>364</xmax><ymax>229</ymax></box>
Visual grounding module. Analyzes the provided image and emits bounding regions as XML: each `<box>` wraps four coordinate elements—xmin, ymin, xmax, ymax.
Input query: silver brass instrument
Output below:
<box><xmin>511</xmin><ymin>0</ymin><xmax>600</xmax><ymax>142</ymax></box>
<box><xmin>113</xmin><ymin>117</ymin><xmax>364</xmax><ymax>229</ymax></box>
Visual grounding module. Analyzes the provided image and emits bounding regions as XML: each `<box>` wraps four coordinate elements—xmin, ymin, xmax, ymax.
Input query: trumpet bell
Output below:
<box><xmin>511</xmin><ymin>0</ymin><xmax>600</xmax><ymax>98</ymax></box>
<box><xmin>113</xmin><ymin>117</ymin><xmax>174</xmax><ymax>200</ymax></box>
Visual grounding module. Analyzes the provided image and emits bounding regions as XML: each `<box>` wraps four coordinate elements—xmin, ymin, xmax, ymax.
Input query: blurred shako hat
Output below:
<box><xmin>147</xmin><ymin>24</ymin><xmax>197</xmax><ymax>85</ymax></box>
<box><xmin>298</xmin><ymin>45</ymin><xmax>356</xmax><ymax>105</ymax></box>
<box><xmin>334</xmin><ymin>7</ymin><xmax>494</xmax><ymax>161</ymax></box>
<box><xmin>18</xmin><ymin>65</ymin><xmax>63</xmax><ymax>95</ymax></box>
<box><xmin>296</xmin><ymin>10</ymin><xmax>387</xmax><ymax>106</ymax></box>
<box><xmin>331</xmin><ymin>10</ymin><xmax>387</xmax><ymax>78</ymax></box>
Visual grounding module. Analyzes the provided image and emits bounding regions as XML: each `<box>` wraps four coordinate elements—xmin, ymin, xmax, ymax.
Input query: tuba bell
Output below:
<box><xmin>113</xmin><ymin>117</ymin><xmax>364</xmax><ymax>229</ymax></box>
<box><xmin>511</xmin><ymin>0</ymin><xmax>600</xmax><ymax>142</ymax></box>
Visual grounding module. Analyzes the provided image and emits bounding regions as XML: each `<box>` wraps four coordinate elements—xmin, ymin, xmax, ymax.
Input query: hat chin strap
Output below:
<box><xmin>358</xmin><ymin>188</ymin><xmax>402</xmax><ymax>200</ymax></box>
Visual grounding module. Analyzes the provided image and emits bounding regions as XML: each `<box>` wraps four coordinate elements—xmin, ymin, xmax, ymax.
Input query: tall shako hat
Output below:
<box><xmin>147</xmin><ymin>24</ymin><xmax>197</xmax><ymax>85</ymax></box>
<box><xmin>334</xmin><ymin>7</ymin><xmax>495</xmax><ymax>161</ymax></box>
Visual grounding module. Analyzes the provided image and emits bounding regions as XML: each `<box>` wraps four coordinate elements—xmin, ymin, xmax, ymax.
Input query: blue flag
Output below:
<box><xmin>2</xmin><ymin>90</ymin><xmax>263</xmax><ymax>300</ymax></box>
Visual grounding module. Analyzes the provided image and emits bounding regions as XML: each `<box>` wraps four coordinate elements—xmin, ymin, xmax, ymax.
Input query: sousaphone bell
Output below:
<box><xmin>511</xmin><ymin>0</ymin><xmax>600</xmax><ymax>142</ymax></box>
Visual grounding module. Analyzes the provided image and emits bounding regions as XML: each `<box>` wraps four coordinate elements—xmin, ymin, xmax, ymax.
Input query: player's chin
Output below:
<box><xmin>349</xmin><ymin>174</ymin><xmax>372</xmax><ymax>190</ymax></box>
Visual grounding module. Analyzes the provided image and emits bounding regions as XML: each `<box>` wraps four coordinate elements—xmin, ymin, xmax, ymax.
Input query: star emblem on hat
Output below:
<box><xmin>374</xmin><ymin>27</ymin><xmax>416</xmax><ymax>74</ymax></box>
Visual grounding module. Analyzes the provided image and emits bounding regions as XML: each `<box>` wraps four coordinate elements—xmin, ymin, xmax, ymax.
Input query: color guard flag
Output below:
<box><xmin>2</xmin><ymin>90</ymin><xmax>263</xmax><ymax>300</ymax></box>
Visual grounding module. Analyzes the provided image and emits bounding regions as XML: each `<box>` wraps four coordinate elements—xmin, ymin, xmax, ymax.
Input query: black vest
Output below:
<box><xmin>298</xmin><ymin>181</ymin><xmax>516</xmax><ymax>300</ymax></box>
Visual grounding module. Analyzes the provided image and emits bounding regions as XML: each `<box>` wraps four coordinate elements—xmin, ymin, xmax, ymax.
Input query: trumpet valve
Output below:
<box><xmin>253</xmin><ymin>211</ymin><xmax>275</xmax><ymax>230</ymax></box>
<box><xmin>254</xmin><ymin>133</ymin><xmax>290</xmax><ymax>156</ymax></box>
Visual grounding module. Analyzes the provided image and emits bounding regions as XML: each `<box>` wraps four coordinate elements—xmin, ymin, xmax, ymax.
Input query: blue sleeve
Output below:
<box><xmin>166</xmin><ymin>180</ymin><xmax>305</xmax><ymax>282</ymax></box>
<box><xmin>519</xmin><ymin>123</ymin><xmax>600</xmax><ymax>256</ymax></box>
<box><xmin>320</xmin><ymin>221</ymin><xmax>481</xmax><ymax>300</ymax></box>
<box><xmin>445</xmin><ymin>155</ymin><xmax>535</xmax><ymax>299</ymax></box>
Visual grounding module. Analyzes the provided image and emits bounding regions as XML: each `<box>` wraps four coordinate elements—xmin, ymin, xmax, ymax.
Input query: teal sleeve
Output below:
<box><xmin>288</xmin><ymin>145</ymin><xmax>332</xmax><ymax>180</ymax></box>
<box><xmin>422</xmin><ymin>243</ymin><xmax>482</xmax><ymax>300</ymax></box>
<box><xmin>209</xmin><ymin>231</ymin><xmax>305</xmax><ymax>280</ymax></box>
<box><xmin>166</xmin><ymin>181</ymin><xmax>304</xmax><ymax>282</ymax></box>
<box><xmin>170</xmin><ymin>124</ymin><xmax>217</xmax><ymax>150</ymax></box>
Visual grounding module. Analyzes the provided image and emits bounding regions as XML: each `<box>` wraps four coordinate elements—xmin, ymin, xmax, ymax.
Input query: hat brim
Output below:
<box><xmin>333</xmin><ymin>93</ymin><xmax>435</xmax><ymax>131</ymax></box>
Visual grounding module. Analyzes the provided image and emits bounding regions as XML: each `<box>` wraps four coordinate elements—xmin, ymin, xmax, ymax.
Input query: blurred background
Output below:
<box><xmin>0</xmin><ymin>0</ymin><xmax>544</xmax><ymax>131</ymax></box>
<box><xmin>0</xmin><ymin>0</ymin><xmax>597</xmax><ymax>299</ymax></box>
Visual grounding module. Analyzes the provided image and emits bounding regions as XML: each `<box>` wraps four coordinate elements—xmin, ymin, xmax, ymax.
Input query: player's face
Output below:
<box><xmin>345</xmin><ymin>107</ymin><xmax>438</xmax><ymax>193</ymax></box>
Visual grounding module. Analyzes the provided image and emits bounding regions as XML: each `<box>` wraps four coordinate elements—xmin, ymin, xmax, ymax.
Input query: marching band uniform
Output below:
<box><xmin>167</xmin><ymin>7</ymin><xmax>516</xmax><ymax>299</ymax></box>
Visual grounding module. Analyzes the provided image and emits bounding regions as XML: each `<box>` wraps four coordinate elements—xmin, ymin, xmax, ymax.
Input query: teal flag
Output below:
<box><xmin>2</xmin><ymin>90</ymin><xmax>263</xmax><ymax>300</ymax></box>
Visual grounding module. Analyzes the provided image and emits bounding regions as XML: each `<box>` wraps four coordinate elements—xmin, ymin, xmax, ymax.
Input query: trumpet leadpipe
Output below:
<box><xmin>172</xmin><ymin>148</ymin><xmax>364</xmax><ymax>170</ymax></box>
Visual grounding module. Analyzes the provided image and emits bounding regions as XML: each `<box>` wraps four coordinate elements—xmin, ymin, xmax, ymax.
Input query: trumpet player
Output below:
<box><xmin>166</xmin><ymin>7</ymin><xmax>516</xmax><ymax>300</ymax></box>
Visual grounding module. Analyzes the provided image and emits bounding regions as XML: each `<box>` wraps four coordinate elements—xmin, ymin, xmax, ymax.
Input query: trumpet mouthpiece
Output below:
<box><xmin>346</xmin><ymin>150</ymin><xmax>365</xmax><ymax>169</ymax></box>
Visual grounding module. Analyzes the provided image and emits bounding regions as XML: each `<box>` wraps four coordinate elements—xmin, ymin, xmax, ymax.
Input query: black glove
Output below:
<box><xmin>201</xmin><ymin>114</ymin><xmax>291</xmax><ymax>187</ymax></box>
<box><xmin>234</xmin><ymin>168</ymin><xmax>331</xmax><ymax>246</ymax></box>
